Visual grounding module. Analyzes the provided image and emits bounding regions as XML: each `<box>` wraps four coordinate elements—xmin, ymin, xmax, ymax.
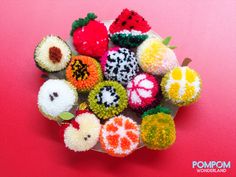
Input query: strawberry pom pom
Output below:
<box><xmin>71</xmin><ymin>13</ymin><xmax>109</xmax><ymax>58</ymax></box>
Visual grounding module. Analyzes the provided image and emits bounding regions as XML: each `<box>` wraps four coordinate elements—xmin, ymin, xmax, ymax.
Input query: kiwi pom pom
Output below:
<box><xmin>88</xmin><ymin>81</ymin><xmax>128</xmax><ymax>119</ymax></box>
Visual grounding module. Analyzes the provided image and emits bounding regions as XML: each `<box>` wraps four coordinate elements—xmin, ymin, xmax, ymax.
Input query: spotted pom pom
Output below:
<box><xmin>100</xmin><ymin>47</ymin><xmax>139</xmax><ymax>86</ymax></box>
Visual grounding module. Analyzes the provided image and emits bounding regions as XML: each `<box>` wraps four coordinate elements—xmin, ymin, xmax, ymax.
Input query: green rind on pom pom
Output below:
<box><xmin>141</xmin><ymin>105</ymin><xmax>171</xmax><ymax>118</ymax></box>
<box><xmin>110</xmin><ymin>33</ymin><xmax>148</xmax><ymax>48</ymax></box>
<box><xmin>88</xmin><ymin>81</ymin><xmax>128</xmax><ymax>119</ymax></box>
<box><xmin>141</xmin><ymin>112</ymin><xmax>176</xmax><ymax>150</ymax></box>
<box><xmin>70</xmin><ymin>13</ymin><xmax>97</xmax><ymax>36</ymax></box>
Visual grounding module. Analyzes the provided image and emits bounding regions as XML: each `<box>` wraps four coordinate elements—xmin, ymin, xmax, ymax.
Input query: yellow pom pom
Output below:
<box><xmin>141</xmin><ymin>112</ymin><xmax>176</xmax><ymax>150</ymax></box>
<box><xmin>161</xmin><ymin>66</ymin><xmax>202</xmax><ymax>106</ymax></box>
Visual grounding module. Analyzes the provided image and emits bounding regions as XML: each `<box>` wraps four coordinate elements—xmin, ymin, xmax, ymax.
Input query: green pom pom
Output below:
<box><xmin>141</xmin><ymin>112</ymin><xmax>176</xmax><ymax>150</ymax></box>
<box><xmin>141</xmin><ymin>105</ymin><xmax>171</xmax><ymax>118</ymax></box>
<box><xmin>70</xmin><ymin>13</ymin><xmax>97</xmax><ymax>36</ymax></box>
<box><xmin>110</xmin><ymin>33</ymin><xmax>148</xmax><ymax>48</ymax></box>
<box><xmin>88</xmin><ymin>81</ymin><xmax>128</xmax><ymax>119</ymax></box>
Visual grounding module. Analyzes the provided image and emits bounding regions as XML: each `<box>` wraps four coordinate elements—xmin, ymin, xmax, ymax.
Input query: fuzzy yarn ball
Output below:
<box><xmin>137</xmin><ymin>38</ymin><xmax>179</xmax><ymax>75</ymax></box>
<box><xmin>109</xmin><ymin>8</ymin><xmax>151</xmax><ymax>48</ymax></box>
<box><xmin>161</xmin><ymin>66</ymin><xmax>202</xmax><ymax>106</ymax></box>
<box><xmin>66</xmin><ymin>55</ymin><xmax>103</xmax><ymax>92</ymax></box>
<box><xmin>141</xmin><ymin>106</ymin><xmax>176</xmax><ymax>150</ymax></box>
<box><xmin>100</xmin><ymin>47</ymin><xmax>139</xmax><ymax>86</ymax></box>
<box><xmin>88</xmin><ymin>81</ymin><xmax>128</xmax><ymax>119</ymax></box>
<box><xmin>127</xmin><ymin>73</ymin><xmax>159</xmax><ymax>109</ymax></box>
<box><xmin>37</xmin><ymin>79</ymin><xmax>78</xmax><ymax>121</ymax></box>
<box><xmin>63</xmin><ymin>111</ymin><xmax>101</xmax><ymax>152</ymax></box>
<box><xmin>71</xmin><ymin>13</ymin><xmax>108</xmax><ymax>58</ymax></box>
<box><xmin>100</xmin><ymin>115</ymin><xmax>140</xmax><ymax>157</ymax></box>
<box><xmin>34</xmin><ymin>35</ymin><xmax>72</xmax><ymax>72</ymax></box>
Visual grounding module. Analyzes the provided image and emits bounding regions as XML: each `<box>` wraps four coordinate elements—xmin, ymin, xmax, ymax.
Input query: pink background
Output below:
<box><xmin>0</xmin><ymin>0</ymin><xmax>235</xmax><ymax>177</ymax></box>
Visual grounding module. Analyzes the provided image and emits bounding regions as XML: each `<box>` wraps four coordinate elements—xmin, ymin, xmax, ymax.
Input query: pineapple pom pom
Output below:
<box><xmin>141</xmin><ymin>106</ymin><xmax>176</xmax><ymax>150</ymax></box>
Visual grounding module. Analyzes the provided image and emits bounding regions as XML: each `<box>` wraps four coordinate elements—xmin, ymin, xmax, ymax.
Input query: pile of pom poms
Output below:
<box><xmin>35</xmin><ymin>9</ymin><xmax>202</xmax><ymax>157</ymax></box>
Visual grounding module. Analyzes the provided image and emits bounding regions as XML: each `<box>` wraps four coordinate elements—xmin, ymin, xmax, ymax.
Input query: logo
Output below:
<box><xmin>192</xmin><ymin>161</ymin><xmax>231</xmax><ymax>173</ymax></box>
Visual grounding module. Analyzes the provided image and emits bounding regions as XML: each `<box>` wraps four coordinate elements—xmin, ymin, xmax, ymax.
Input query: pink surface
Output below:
<box><xmin>0</xmin><ymin>0</ymin><xmax>235</xmax><ymax>177</ymax></box>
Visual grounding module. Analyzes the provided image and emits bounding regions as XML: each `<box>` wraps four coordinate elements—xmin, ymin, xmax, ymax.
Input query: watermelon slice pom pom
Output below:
<box><xmin>109</xmin><ymin>9</ymin><xmax>151</xmax><ymax>48</ymax></box>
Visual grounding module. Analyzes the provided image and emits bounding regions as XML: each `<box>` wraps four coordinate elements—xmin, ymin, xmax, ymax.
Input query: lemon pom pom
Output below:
<box><xmin>141</xmin><ymin>107</ymin><xmax>176</xmax><ymax>150</ymax></box>
<box><xmin>161</xmin><ymin>66</ymin><xmax>202</xmax><ymax>106</ymax></box>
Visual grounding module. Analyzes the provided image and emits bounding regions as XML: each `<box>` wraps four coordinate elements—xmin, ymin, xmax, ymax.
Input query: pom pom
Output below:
<box><xmin>66</xmin><ymin>55</ymin><xmax>103</xmax><ymax>92</ymax></box>
<box><xmin>63</xmin><ymin>112</ymin><xmax>101</xmax><ymax>152</ymax></box>
<box><xmin>161</xmin><ymin>66</ymin><xmax>202</xmax><ymax>106</ymax></box>
<box><xmin>71</xmin><ymin>13</ymin><xmax>108</xmax><ymax>58</ymax></box>
<box><xmin>127</xmin><ymin>73</ymin><xmax>159</xmax><ymax>109</ymax></box>
<box><xmin>100</xmin><ymin>115</ymin><xmax>140</xmax><ymax>157</ymax></box>
<box><xmin>100</xmin><ymin>47</ymin><xmax>139</xmax><ymax>86</ymax></box>
<box><xmin>141</xmin><ymin>107</ymin><xmax>176</xmax><ymax>150</ymax></box>
<box><xmin>88</xmin><ymin>81</ymin><xmax>128</xmax><ymax>119</ymax></box>
<box><xmin>109</xmin><ymin>9</ymin><xmax>151</xmax><ymax>48</ymax></box>
<box><xmin>37</xmin><ymin>79</ymin><xmax>78</xmax><ymax>121</ymax></box>
<box><xmin>137</xmin><ymin>38</ymin><xmax>179</xmax><ymax>75</ymax></box>
<box><xmin>34</xmin><ymin>35</ymin><xmax>71</xmax><ymax>72</ymax></box>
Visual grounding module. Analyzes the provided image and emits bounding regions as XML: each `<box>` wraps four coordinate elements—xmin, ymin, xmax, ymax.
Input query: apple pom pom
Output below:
<box><xmin>63</xmin><ymin>112</ymin><xmax>101</xmax><ymax>152</ymax></box>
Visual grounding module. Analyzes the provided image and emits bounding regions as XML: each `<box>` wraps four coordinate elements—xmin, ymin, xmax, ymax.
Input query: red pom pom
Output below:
<box><xmin>109</xmin><ymin>8</ymin><xmax>151</xmax><ymax>34</ymax></box>
<box><xmin>73</xmin><ymin>20</ymin><xmax>108</xmax><ymax>58</ymax></box>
